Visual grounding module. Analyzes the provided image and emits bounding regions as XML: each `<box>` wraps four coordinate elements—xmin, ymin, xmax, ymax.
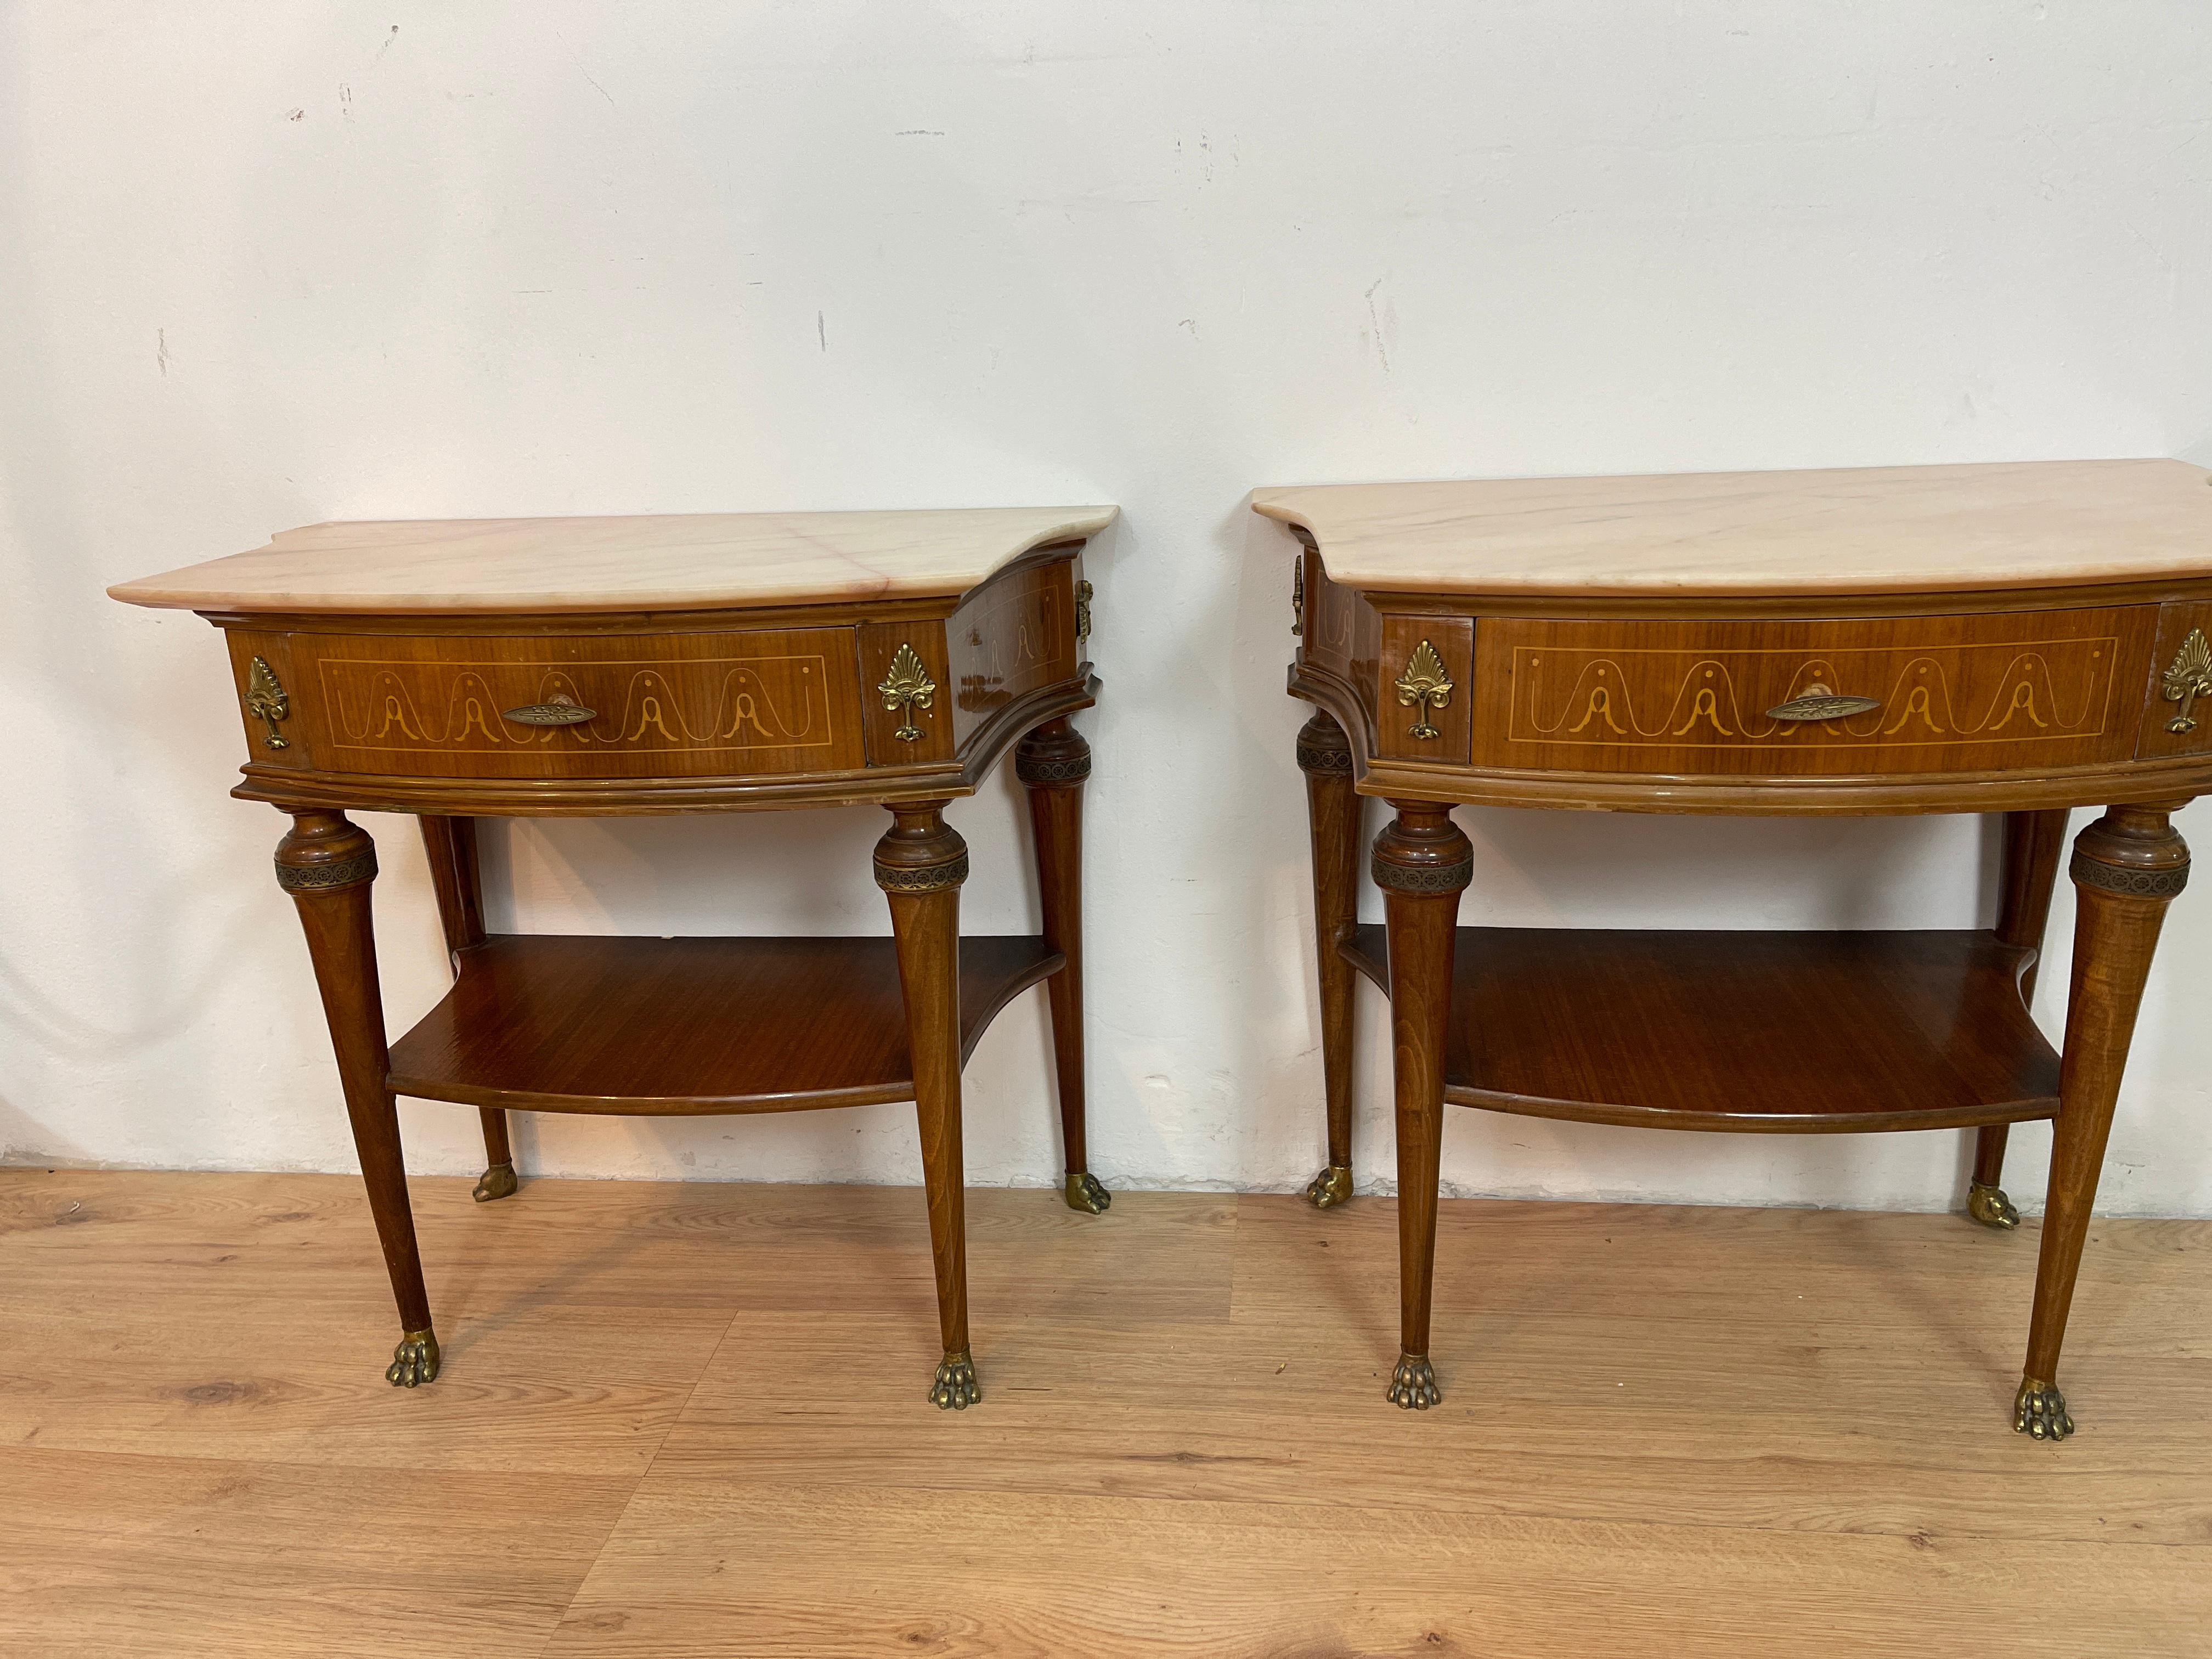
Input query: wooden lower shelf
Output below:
<box><xmin>386</xmin><ymin>934</ymin><xmax>1063</xmax><ymax>1114</ymax></box>
<box><xmin>1341</xmin><ymin>926</ymin><xmax>2061</xmax><ymax>1133</ymax></box>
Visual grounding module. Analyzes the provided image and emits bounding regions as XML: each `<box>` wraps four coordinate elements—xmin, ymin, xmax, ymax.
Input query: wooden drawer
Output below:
<box><xmin>226</xmin><ymin>627</ymin><xmax>872</xmax><ymax>780</ymax></box>
<box><xmin>1463</xmin><ymin>608</ymin><xmax>2161</xmax><ymax>777</ymax></box>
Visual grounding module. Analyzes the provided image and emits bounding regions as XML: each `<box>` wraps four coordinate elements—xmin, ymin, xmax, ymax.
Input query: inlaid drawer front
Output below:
<box><xmin>276</xmin><ymin>628</ymin><xmax>868</xmax><ymax>779</ymax></box>
<box><xmin>1469</xmin><ymin>608</ymin><xmax>2159</xmax><ymax>777</ymax></box>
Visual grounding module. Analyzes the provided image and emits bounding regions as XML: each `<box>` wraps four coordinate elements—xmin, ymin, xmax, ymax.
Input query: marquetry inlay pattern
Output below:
<box><xmin>319</xmin><ymin>660</ymin><xmax>835</xmax><ymax>755</ymax></box>
<box><xmin>872</xmin><ymin>849</ymin><xmax>972</xmax><ymax>894</ymax></box>
<box><xmin>274</xmin><ymin>850</ymin><xmax>379</xmax><ymax>893</ymax></box>
<box><xmin>1514</xmin><ymin>645</ymin><xmax>2119</xmax><ymax>750</ymax></box>
<box><xmin>2069</xmin><ymin>852</ymin><xmax>2190</xmax><ymax>900</ymax></box>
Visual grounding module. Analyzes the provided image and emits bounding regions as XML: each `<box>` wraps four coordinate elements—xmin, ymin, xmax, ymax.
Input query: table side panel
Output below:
<box><xmin>1467</xmin><ymin>607</ymin><xmax>2158</xmax><ymax>778</ymax></box>
<box><xmin>1299</xmin><ymin>551</ymin><xmax>1382</xmax><ymax>737</ymax></box>
<box><xmin>946</xmin><ymin>556</ymin><xmax>1081</xmax><ymax>752</ymax></box>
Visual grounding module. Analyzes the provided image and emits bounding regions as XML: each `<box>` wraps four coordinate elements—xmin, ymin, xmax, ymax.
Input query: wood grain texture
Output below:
<box><xmin>1976</xmin><ymin>808</ymin><xmax>2073</xmax><ymax>1189</ymax></box>
<box><xmin>10</xmin><ymin>1172</ymin><xmax>2207</xmax><ymax>1657</ymax></box>
<box><xmin>386</xmin><ymin>933</ymin><xmax>1063</xmax><ymax>1114</ymax></box>
<box><xmin>1469</xmin><ymin>607</ymin><xmax>2158</xmax><ymax>777</ymax></box>
<box><xmin>1017</xmin><ymin>718</ymin><xmax>1092</xmax><ymax>1177</ymax></box>
<box><xmin>278</xmin><ymin>625</ymin><xmax>869</xmax><ymax>780</ymax></box>
<box><xmin>1340</xmin><ymin>926</ymin><xmax>2062</xmax><ymax>1133</ymax></box>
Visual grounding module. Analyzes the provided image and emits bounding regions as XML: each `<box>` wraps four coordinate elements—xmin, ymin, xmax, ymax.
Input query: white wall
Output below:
<box><xmin>5</xmin><ymin>3</ymin><xmax>2211</xmax><ymax>1215</ymax></box>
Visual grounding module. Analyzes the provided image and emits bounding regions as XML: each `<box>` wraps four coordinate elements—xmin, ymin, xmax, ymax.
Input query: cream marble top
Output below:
<box><xmin>109</xmin><ymin>506</ymin><xmax>1118</xmax><ymax>615</ymax></box>
<box><xmin>1254</xmin><ymin>459</ymin><xmax>2212</xmax><ymax>596</ymax></box>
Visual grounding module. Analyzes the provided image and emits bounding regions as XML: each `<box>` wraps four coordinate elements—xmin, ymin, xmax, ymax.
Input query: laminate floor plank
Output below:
<box><xmin>3</xmin><ymin>1171</ymin><xmax>2207</xmax><ymax>1657</ymax></box>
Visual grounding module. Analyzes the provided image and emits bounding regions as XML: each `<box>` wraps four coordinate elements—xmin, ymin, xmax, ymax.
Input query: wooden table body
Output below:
<box><xmin>171</xmin><ymin>538</ymin><xmax>1106</xmax><ymax>1406</ymax></box>
<box><xmin>1280</xmin><ymin>526</ymin><xmax>2212</xmax><ymax>1437</ymax></box>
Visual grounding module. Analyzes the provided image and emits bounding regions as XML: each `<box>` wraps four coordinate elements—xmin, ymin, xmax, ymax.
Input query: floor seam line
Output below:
<box><xmin>537</xmin><ymin>1301</ymin><xmax>744</xmax><ymax>1651</ymax></box>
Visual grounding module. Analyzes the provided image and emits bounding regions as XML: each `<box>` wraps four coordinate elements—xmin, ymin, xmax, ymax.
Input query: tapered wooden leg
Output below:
<box><xmin>2016</xmin><ymin>800</ymin><xmax>2191</xmax><ymax>1440</ymax></box>
<box><xmin>1372</xmin><ymin>800</ymin><xmax>1472</xmax><ymax>1410</ymax></box>
<box><xmin>278</xmin><ymin>811</ymin><xmax>438</xmax><ymax>1387</ymax></box>
<box><xmin>1017</xmin><ymin>718</ymin><xmax>1107</xmax><ymax>1216</ymax></box>
<box><xmin>1971</xmin><ymin>808</ymin><xmax>2072</xmax><ymax>1229</ymax></box>
<box><xmin>876</xmin><ymin>802</ymin><xmax>978</xmax><ymax>1410</ymax></box>
<box><xmin>1297</xmin><ymin>713</ymin><xmax>1363</xmax><ymax>1209</ymax></box>
<box><xmin>418</xmin><ymin>816</ymin><xmax>518</xmax><ymax>1203</ymax></box>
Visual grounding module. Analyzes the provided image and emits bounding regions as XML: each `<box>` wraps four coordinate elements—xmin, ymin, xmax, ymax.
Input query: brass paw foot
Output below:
<box><xmin>1306</xmin><ymin>1163</ymin><xmax>1353</xmax><ymax>1208</ymax></box>
<box><xmin>472</xmin><ymin>1161</ymin><xmax>519</xmax><ymax>1203</ymax></box>
<box><xmin>1064</xmin><ymin>1171</ymin><xmax>1111</xmax><ymax>1215</ymax></box>
<box><xmin>1966</xmin><ymin>1181</ymin><xmax>2019</xmax><ymax>1230</ymax></box>
<box><xmin>929</xmin><ymin>1348</ymin><xmax>981</xmax><ymax>1410</ymax></box>
<box><xmin>386</xmin><ymin>1327</ymin><xmax>441</xmax><ymax>1388</ymax></box>
<box><xmin>2015</xmin><ymin>1376</ymin><xmax>2073</xmax><ymax>1441</ymax></box>
<box><xmin>1387</xmin><ymin>1352</ymin><xmax>1440</xmax><ymax>1410</ymax></box>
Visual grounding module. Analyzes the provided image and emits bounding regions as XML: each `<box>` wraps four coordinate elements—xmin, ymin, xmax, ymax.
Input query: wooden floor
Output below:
<box><xmin>3</xmin><ymin>1171</ymin><xmax>2209</xmax><ymax>1657</ymax></box>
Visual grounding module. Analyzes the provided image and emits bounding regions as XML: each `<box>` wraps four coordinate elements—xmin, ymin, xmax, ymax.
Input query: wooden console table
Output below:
<box><xmin>111</xmin><ymin>506</ymin><xmax>1116</xmax><ymax>1408</ymax></box>
<box><xmin>1260</xmin><ymin>459</ymin><xmax>2212</xmax><ymax>1438</ymax></box>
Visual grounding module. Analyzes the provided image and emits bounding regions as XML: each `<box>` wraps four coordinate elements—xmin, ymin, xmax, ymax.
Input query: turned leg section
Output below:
<box><xmin>1298</xmin><ymin>713</ymin><xmax>1362</xmax><ymax>1210</ymax></box>
<box><xmin>1017</xmin><ymin>718</ymin><xmax>1107</xmax><ymax>1216</ymax></box>
<box><xmin>1373</xmin><ymin>800</ymin><xmax>1472</xmax><ymax>1410</ymax></box>
<box><xmin>2016</xmin><ymin>801</ymin><xmax>2191</xmax><ymax>1440</ymax></box>
<box><xmin>1971</xmin><ymin>809</ymin><xmax>2070</xmax><ymax>1229</ymax></box>
<box><xmin>419</xmin><ymin>816</ymin><xmax>518</xmax><ymax>1203</ymax></box>
<box><xmin>278</xmin><ymin>811</ymin><xmax>438</xmax><ymax>1387</ymax></box>
<box><xmin>877</xmin><ymin>802</ymin><xmax>979</xmax><ymax>1409</ymax></box>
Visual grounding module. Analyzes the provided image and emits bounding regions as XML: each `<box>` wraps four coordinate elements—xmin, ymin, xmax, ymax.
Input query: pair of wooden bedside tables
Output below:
<box><xmin>115</xmin><ymin>458</ymin><xmax>2212</xmax><ymax>1441</ymax></box>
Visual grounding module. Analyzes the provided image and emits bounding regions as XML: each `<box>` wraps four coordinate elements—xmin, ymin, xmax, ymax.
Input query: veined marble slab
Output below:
<box><xmin>1253</xmin><ymin>459</ymin><xmax>2212</xmax><ymax>596</ymax></box>
<box><xmin>109</xmin><ymin>506</ymin><xmax>1118</xmax><ymax>614</ymax></box>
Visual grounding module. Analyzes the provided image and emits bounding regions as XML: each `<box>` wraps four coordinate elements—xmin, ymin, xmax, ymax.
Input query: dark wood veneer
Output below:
<box><xmin>387</xmin><ymin>933</ymin><xmax>1063</xmax><ymax>1114</ymax></box>
<box><xmin>1340</xmin><ymin>926</ymin><xmax>2059</xmax><ymax>1133</ymax></box>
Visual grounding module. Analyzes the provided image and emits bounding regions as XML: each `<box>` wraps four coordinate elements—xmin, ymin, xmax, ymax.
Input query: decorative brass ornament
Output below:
<box><xmin>1394</xmin><ymin>639</ymin><xmax>1453</xmax><ymax>740</ymax></box>
<box><xmin>1965</xmin><ymin>1181</ymin><xmax>2019</xmax><ymax>1230</ymax></box>
<box><xmin>872</xmin><ymin>849</ymin><xmax>970</xmax><ymax>895</ymax></box>
<box><xmin>1306</xmin><ymin>1164</ymin><xmax>1353</xmax><ymax>1209</ymax></box>
<box><xmin>387</xmin><ymin>1326</ymin><xmax>440</xmax><ymax>1388</ymax></box>
<box><xmin>1076</xmin><ymin>578</ymin><xmax>1093</xmax><ymax>644</ymax></box>
<box><xmin>1387</xmin><ymin>1351</ymin><xmax>1440</xmax><ymax>1410</ymax></box>
<box><xmin>2014</xmin><ymin>1375</ymin><xmax>2072</xmax><ymax>1441</ymax></box>
<box><xmin>274</xmin><ymin>849</ymin><xmax>379</xmax><ymax>894</ymax></box>
<box><xmin>1064</xmin><ymin>1171</ymin><xmax>1111</xmax><ymax>1214</ymax></box>
<box><xmin>244</xmin><ymin>656</ymin><xmax>290</xmax><ymax>749</ymax></box>
<box><xmin>2069</xmin><ymin>849</ymin><xmax>2190</xmax><ymax>900</ymax></box>
<box><xmin>929</xmin><ymin>1348</ymin><xmax>980</xmax><ymax>1410</ymax></box>
<box><xmin>878</xmin><ymin>642</ymin><xmax>936</xmax><ymax>742</ymax></box>
<box><xmin>473</xmin><ymin>1160</ymin><xmax>520</xmax><ymax>1203</ymax></box>
<box><xmin>1767</xmin><ymin>682</ymin><xmax>1881</xmax><ymax>723</ymax></box>
<box><xmin>1290</xmin><ymin>556</ymin><xmax>1305</xmax><ymax>637</ymax></box>
<box><xmin>502</xmin><ymin>692</ymin><xmax>596</xmax><ymax>726</ymax></box>
<box><xmin>2161</xmin><ymin>627</ymin><xmax>2212</xmax><ymax>733</ymax></box>
<box><xmin>1370</xmin><ymin>848</ymin><xmax>1474</xmax><ymax>896</ymax></box>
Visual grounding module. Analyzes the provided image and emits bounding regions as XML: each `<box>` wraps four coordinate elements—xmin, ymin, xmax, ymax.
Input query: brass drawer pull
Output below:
<box><xmin>503</xmin><ymin>695</ymin><xmax>596</xmax><ymax>726</ymax></box>
<box><xmin>1766</xmin><ymin>684</ymin><xmax>1881</xmax><ymax>723</ymax></box>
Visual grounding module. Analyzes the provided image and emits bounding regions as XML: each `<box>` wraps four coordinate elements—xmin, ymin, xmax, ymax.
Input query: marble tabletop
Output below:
<box><xmin>109</xmin><ymin>506</ymin><xmax>1118</xmax><ymax>615</ymax></box>
<box><xmin>1254</xmin><ymin>459</ymin><xmax>2212</xmax><ymax>596</ymax></box>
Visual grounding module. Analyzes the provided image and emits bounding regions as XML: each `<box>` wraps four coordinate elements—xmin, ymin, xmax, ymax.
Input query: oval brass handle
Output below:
<box><xmin>1766</xmin><ymin>683</ymin><xmax>1881</xmax><ymax>722</ymax></box>
<box><xmin>503</xmin><ymin>697</ymin><xmax>596</xmax><ymax>726</ymax></box>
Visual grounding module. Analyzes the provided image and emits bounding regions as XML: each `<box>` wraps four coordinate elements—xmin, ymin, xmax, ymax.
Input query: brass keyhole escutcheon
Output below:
<box><xmin>244</xmin><ymin>656</ymin><xmax>289</xmax><ymax>749</ymax></box>
<box><xmin>878</xmin><ymin>642</ymin><xmax>937</xmax><ymax>743</ymax></box>
<box><xmin>2163</xmin><ymin>628</ymin><xmax>2212</xmax><ymax>734</ymax></box>
<box><xmin>1394</xmin><ymin>639</ymin><xmax>1453</xmax><ymax>740</ymax></box>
